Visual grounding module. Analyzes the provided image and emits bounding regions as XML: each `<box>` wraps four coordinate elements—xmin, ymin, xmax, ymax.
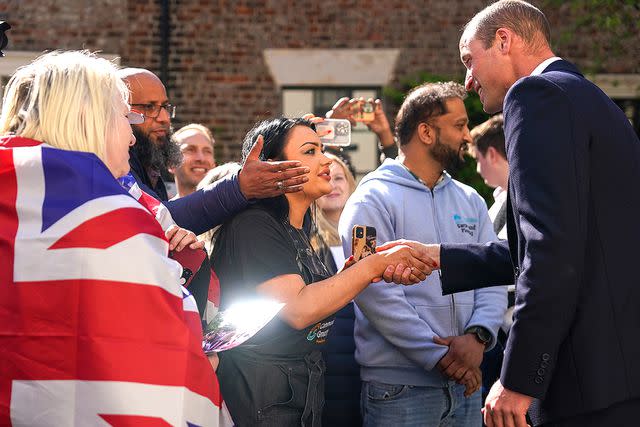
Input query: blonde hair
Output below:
<box><xmin>174</xmin><ymin>123</ymin><xmax>215</xmax><ymax>147</ymax></box>
<box><xmin>0</xmin><ymin>50</ymin><xmax>129</xmax><ymax>163</ymax></box>
<box><xmin>312</xmin><ymin>153</ymin><xmax>356</xmax><ymax>248</ymax></box>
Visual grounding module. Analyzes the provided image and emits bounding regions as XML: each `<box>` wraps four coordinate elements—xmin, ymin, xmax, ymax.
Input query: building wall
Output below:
<box><xmin>1</xmin><ymin>0</ymin><xmax>638</xmax><ymax>162</ymax></box>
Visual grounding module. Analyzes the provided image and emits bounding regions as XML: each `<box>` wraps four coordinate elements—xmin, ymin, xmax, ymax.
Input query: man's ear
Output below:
<box><xmin>495</xmin><ymin>28</ymin><xmax>513</xmax><ymax>54</ymax></box>
<box><xmin>486</xmin><ymin>146</ymin><xmax>498</xmax><ymax>163</ymax></box>
<box><xmin>417</xmin><ymin>122</ymin><xmax>435</xmax><ymax>146</ymax></box>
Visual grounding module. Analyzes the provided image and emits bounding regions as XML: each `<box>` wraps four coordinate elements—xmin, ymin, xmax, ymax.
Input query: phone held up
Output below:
<box><xmin>315</xmin><ymin>118</ymin><xmax>351</xmax><ymax>147</ymax></box>
<box><xmin>351</xmin><ymin>225</ymin><xmax>377</xmax><ymax>262</ymax></box>
<box><xmin>355</xmin><ymin>100</ymin><xmax>375</xmax><ymax>123</ymax></box>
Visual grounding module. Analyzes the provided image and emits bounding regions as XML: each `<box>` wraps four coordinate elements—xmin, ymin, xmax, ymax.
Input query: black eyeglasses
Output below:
<box><xmin>130</xmin><ymin>103</ymin><xmax>176</xmax><ymax>119</ymax></box>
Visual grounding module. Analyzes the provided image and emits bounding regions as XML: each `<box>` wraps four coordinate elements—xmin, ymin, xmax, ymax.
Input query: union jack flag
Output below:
<box><xmin>0</xmin><ymin>136</ymin><xmax>232</xmax><ymax>426</ymax></box>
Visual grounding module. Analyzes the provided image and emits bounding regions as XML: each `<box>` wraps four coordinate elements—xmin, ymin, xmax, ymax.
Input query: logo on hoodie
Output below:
<box><xmin>453</xmin><ymin>214</ymin><xmax>478</xmax><ymax>237</ymax></box>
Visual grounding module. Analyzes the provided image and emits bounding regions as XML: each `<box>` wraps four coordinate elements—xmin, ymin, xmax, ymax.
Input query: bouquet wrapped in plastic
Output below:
<box><xmin>203</xmin><ymin>299</ymin><xmax>284</xmax><ymax>353</ymax></box>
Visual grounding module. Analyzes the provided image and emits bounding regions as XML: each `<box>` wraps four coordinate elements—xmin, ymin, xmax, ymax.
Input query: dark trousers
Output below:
<box><xmin>541</xmin><ymin>398</ymin><xmax>640</xmax><ymax>427</ymax></box>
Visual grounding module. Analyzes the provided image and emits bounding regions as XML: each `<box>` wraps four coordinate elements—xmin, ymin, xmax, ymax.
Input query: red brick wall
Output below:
<box><xmin>2</xmin><ymin>0</ymin><xmax>638</xmax><ymax>162</ymax></box>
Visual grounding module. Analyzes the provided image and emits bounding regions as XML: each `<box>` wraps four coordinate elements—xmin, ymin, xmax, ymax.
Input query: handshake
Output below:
<box><xmin>341</xmin><ymin>239</ymin><xmax>441</xmax><ymax>286</ymax></box>
<box><xmin>375</xmin><ymin>240</ymin><xmax>441</xmax><ymax>284</ymax></box>
<box><xmin>362</xmin><ymin>240</ymin><xmax>484</xmax><ymax>397</ymax></box>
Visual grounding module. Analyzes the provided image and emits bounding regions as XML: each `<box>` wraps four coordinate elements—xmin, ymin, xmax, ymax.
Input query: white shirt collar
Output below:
<box><xmin>530</xmin><ymin>57</ymin><xmax>562</xmax><ymax>76</ymax></box>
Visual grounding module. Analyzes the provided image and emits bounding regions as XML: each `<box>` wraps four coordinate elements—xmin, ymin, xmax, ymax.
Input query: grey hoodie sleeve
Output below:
<box><xmin>464</xmin><ymin>195</ymin><xmax>508</xmax><ymax>349</ymax></box>
<box><xmin>339</xmin><ymin>201</ymin><xmax>449</xmax><ymax>371</ymax></box>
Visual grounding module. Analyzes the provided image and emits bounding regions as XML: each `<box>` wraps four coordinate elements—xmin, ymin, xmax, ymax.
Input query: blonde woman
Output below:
<box><xmin>312</xmin><ymin>152</ymin><xmax>357</xmax><ymax>272</ymax></box>
<box><xmin>0</xmin><ymin>51</ymin><xmax>228</xmax><ymax>425</ymax></box>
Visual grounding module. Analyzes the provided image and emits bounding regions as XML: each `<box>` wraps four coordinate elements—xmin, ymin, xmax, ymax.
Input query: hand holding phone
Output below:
<box><xmin>351</xmin><ymin>225</ymin><xmax>377</xmax><ymax>261</ymax></box>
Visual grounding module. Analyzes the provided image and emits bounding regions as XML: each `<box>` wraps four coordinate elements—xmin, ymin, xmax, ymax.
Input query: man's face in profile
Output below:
<box><xmin>429</xmin><ymin>97</ymin><xmax>472</xmax><ymax>173</ymax></box>
<box><xmin>460</xmin><ymin>31</ymin><xmax>510</xmax><ymax>114</ymax></box>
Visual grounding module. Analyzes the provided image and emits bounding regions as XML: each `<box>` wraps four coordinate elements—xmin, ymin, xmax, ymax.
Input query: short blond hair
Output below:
<box><xmin>0</xmin><ymin>50</ymin><xmax>129</xmax><ymax>163</ymax></box>
<box><xmin>465</xmin><ymin>0</ymin><xmax>551</xmax><ymax>53</ymax></box>
<box><xmin>173</xmin><ymin>123</ymin><xmax>215</xmax><ymax>148</ymax></box>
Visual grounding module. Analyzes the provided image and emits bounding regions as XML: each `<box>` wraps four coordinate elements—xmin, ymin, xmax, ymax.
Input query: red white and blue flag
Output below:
<box><xmin>0</xmin><ymin>136</ymin><xmax>232</xmax><ymax>426</ymax></box>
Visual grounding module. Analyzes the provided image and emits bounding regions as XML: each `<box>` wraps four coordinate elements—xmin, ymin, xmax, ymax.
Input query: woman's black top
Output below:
<box><xmin>211</xmin><ymin>206</ymin><xmax>334</xmax><ymax>355</ymax></box>
<box><xmin>211</xmin><ymin>206</ymin><xmax>334</xmax><ymax>426</ymax></box>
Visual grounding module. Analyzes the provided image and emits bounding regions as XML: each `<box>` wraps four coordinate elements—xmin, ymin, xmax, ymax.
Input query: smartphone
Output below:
<box><xmin>315</xmin><ymin>118</ymin><xmax>351</xmax><ymax>146</ymax></box>
<box><xmin>360</xmin><ymin>100</ymin><xmax>375</xmax><ymax>122</ymax></box>
<box><xmin>351</xmin><ymin>225</ymin><xmax>377</xmax><ymax>261</ymax></box>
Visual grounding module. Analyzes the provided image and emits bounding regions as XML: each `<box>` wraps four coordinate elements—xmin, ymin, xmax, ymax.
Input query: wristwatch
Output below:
<box><xmin>465</xmin><ymin>326</ymin><xmax>492</xmax><ymax>346</ymax></box>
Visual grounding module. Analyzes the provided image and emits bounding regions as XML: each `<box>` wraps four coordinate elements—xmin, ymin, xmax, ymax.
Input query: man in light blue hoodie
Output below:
<box><xmin>339</xmin><ymin>82</ymin><xmax>507</xmax><ymax>427</ymax></box>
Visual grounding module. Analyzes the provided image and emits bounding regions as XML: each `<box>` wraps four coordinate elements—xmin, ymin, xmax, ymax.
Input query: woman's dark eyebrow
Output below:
<box><xmin>299</xmin><ymin>141</ymin><xmax>320</xmax><ymax>148</ymax></box>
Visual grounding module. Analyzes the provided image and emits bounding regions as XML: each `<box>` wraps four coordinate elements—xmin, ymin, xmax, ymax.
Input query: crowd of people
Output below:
<box><xmin>2</xmin><ymin>1</ymin><xmax>640</xmax><ymax>426</ymax></box>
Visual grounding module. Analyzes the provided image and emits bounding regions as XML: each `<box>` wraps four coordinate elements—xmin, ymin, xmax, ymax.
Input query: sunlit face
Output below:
<box><xmin>282</xmin><ymin>126</ymin><xmax>333</xmax><ymax>201</ymax></box>
<box><xmin>105</xmin><ymin>98</ymin><xmax>136</xmax><ymax>178</ymax></box>
<box><xmin>316</xmin><ymin>162</ymin><xmax>351</xmax><ymax>215</ymax></box>
<box><xmin>474</xmin><ymin>146</ymin><xmax>507</xmax><ymax>189</ymax></box>
<box><xmin>460</xmin><ymin>31</ymin><xmax>511</xmax><ymax>114</ymax></box>
<box><xmin>173</xmin><ymin>130</ymin><xmax>215</xmax><ymax>188</ymax></box>
<box><xmin>429</xmin><ymin>97</ymin><xmax>472</xmax><ymax>172</ymax></box>
<box><xmin>475</xmin><ymin>148</ymin><xmax>494</xmax><ymax>187</ymax></box>
<box><xmin>126</xmin><ymin>72</ymin><xmax>171</xmax><ymax>145</ymax></box>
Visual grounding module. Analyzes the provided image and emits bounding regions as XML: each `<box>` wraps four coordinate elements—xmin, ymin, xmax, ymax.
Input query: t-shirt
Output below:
<box><xmin>211</xmin><ymin>207</ymin><xmax>335</xmax><ymax>356</ymax></box>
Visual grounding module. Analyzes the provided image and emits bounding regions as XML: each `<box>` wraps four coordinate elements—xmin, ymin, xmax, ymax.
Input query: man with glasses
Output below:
<box><xmin>118</xmin><ymin>68</ymin><xmax>310</xmax><ymax>235</ymax></box>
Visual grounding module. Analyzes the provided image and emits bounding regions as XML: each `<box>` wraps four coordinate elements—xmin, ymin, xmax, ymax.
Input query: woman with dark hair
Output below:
<box><xmin>211</xmin><ymin>117</ymin><xmax>433</xmax><ymax>427</ymax></box>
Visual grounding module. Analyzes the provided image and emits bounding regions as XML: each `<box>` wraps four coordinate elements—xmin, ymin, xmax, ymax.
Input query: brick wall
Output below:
<box><xmin>2</xmin><ymin>0</ymin><xmax>638</xmax><ymax>162</ymax></box>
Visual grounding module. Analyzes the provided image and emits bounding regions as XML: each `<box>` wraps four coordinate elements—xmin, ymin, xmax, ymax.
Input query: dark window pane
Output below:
<box><xmin>313</xmin><ymin>88</ymin><xmax>351</xmax><ymax>117</ymax></box>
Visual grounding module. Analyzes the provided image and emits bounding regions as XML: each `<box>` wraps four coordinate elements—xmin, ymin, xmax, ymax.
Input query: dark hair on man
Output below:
<box><xmin>471</xmin><ymin>114</ymin><xmax>506</xmax><ymax>159</ymax></box>
<box><xmin>465</xmin><ymin>0</ymin><xmax>551</xmax><ymax>52</ymax></box>
<box><xmin>241</xmin><ymin>117</ymin><xmax>315</xmax><ymax>222</ymax></box>
<box><xmin>395</xmin><ymin>81</ymin><xmax>466</xmax><ymax>146</ymax></box>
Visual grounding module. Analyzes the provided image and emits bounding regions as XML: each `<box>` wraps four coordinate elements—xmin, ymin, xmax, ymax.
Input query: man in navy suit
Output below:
<box><xmin>393</xmin><ymin>1</ymin><xmax>640</xmax><ymax>426</ymax></box>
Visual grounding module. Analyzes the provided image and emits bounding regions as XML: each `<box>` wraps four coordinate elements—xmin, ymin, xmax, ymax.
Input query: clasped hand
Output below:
<box><xmin>435</xmin><ymin>334</ymin><xmax>485</xmax><ymax>397</ymax></box>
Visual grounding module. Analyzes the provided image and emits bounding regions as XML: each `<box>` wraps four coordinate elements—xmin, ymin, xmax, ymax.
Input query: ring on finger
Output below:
<box><xmin>276</xmin><ymin>181</ymin><xmax>284</xmax><ymax>190</ymax></box>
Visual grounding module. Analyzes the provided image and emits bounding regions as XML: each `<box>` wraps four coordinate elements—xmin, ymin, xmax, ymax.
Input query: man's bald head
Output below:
<box><xmin>119</xmin><ymin>67</ymin><xmax>181</xmax><ymax>177</ymax></box>
<box><xmin>118</xmin><ymin>67</ymin><xmax>171</xmax><ymax>145</ymax></box>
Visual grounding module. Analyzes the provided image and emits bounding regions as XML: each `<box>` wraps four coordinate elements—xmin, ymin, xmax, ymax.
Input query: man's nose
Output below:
<box><xmin>194</xmin><ymin>150</ymin><xmax>206</xmax><ymax>162</ymax></box>
<box><xmin>463</xmin><ymin>126</ymin><xmax>472</xmax><ymax>144</ymax></box>
<box><xmin>465</xmin><ymin>70</ymin><xmax>474</xmax><ymax>92</ymax></box>
<box><xmin>156</xmin><ymin>105</ymin><xmax>171</xmax><ymax>124</ymax></box>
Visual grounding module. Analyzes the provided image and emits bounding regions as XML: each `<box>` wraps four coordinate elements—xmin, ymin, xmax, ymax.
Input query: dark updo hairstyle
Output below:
<box><xmin>241</xmin><ymin>117</ymin><xmax>316</xmax><ymax>224</ymax></box>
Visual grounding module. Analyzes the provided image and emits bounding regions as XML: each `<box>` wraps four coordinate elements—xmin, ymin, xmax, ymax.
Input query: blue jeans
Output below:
<box><xmin>361</xmin><ymin>380</ymin><xmax>481</xmax><ymax>427</ymax></box>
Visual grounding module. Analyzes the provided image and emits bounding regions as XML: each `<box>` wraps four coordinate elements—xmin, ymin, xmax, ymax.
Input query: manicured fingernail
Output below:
<box><xmin>302</xmin><ymin>176</ymin><xmax>309</xmax><ymax>182</ymax></box>
<box><xmin>304</xmin><ymin>167</ymin><xmax>310</xmax><ymax>172</ymax></box>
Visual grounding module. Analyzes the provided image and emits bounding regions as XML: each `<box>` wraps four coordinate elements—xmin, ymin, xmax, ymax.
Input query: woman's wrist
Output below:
<box><xmin>360</xmin><ymin>253</ymin><xmax>385</xmax><ymax>279</ymax></box>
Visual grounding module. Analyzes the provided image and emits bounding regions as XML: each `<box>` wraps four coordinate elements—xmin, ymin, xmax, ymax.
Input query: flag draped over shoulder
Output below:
<box><xmin>0</xmin><ymin>136</ymin><xmax>231</xmax><ymax>426</ymax></box>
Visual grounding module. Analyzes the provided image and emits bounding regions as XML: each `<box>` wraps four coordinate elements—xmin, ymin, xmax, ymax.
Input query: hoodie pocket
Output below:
<box><xmin>413</xmin><ymin>305</ymin><xmax>455</xmax><ymax>338</ymax></box>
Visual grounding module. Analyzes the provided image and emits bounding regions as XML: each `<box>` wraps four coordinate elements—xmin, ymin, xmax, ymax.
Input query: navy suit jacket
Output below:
<box><xmin>440</xmin><ymin>60</ymin><xmax>640</xmax><ymax>424</ymax></box>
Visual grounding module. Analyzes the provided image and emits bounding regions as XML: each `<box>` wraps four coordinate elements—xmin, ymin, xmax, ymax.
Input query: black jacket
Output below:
<box><xmin>440</xmin><ymin>60</ymin><xmax>640</xmax><ymax>425</ymax></box>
